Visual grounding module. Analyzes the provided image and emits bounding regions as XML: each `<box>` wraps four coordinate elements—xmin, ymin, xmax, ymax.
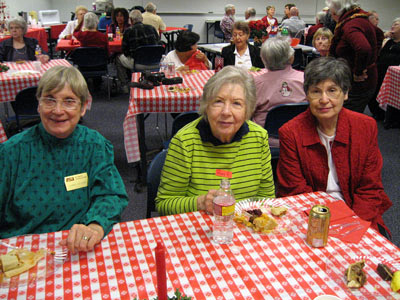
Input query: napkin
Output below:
<box><xmin>329</xmin><ymin>216</ymin><xmax>371</xmax><ymax>244</ymax></box>
<box><xmin>304</xmin><ymin>200</ymin><xmax>355</xmax><ymax>221</ymax></box>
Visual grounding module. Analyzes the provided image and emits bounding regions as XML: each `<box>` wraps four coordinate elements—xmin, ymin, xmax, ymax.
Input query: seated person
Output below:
<box><xmin>277</xmin><ymin>57</ymin><xmax>392</xmax><ymax>238</ymax></box>
<box><xmin>312</xmin><ymin>27</ymin><xmax>333</xmax><ymax>57</ymax></box>
<box><xmin>221</xmin><ymin>21</ymin><xmax>264</xmax><ymax>69</ymax></box>
<box><xmin>116</xmin><ymin>10</ymin><xmax>160</xmax><ymax>93</ymax></box>
<box><xmin>156</xmin><ymin>66</ymin><xmax>275</xmax><ymax>215</ymax></box>
<box><xmin>0</xmin><ymin>66</ymin><xmax>128</xmax><ymax>253</ymax></box>
<box><xmin>220</xmin><ymin>4</ymin><xmax>236</xmax><ymax>42</ymax></box>
<box><xmin>280</xmin><ymin>7</ymin><xmax>306</xmax><ymax>38</ymax></box>
<box><xmin>164</xmin><ymin>31</ymin><xmax>211</xmax><ymax>71</ymax></box>
<box><xmin>98</xmin><ymin>4</ymin><xmax>113</xmax><ymax>31</ymax></box>
<box><xmin>305</xmin><ymin>11</ymin><xmax>326</xmax><ymax>46</ymax></box>
<box><xmin>253</xmin><ymin>37</ymin><xmax>306</xmax><ymax>136</ymax></box>
<box><xmin>108</xmin><ymin>7</ymin><xmax>130</xmax><ymax>35</ymax></box>
<box><xmin>58</xmin><ymin>5</ymin><xmax>88</xmax><ymax>41</ymax></box>
<box><xmin>0</xmin><ymin>17</ymin><xmax>49</xmax><ymax>63</ymax></box>
<box><xmin>73</xmin><ymin>12</ymin><xmax>109</xmax><ymax>55</ymax></box>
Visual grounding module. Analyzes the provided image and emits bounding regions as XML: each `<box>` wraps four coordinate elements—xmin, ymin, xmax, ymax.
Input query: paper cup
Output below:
<box><xmin>33</xmin><ymin>61</ymin><xmax>41</xmax><ymax>72</ymax></box>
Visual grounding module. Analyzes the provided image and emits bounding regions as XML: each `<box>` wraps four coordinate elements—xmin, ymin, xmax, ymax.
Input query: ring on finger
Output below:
<box><xmin>82</xmin><ymin>236</ymin><xmax>89</xmax><ymax>241</ymax></box>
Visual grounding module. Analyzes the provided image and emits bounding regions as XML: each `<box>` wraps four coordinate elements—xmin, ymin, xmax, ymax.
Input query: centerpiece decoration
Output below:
<box><xmin>248</xmin><ymin>20</ymin><xmax>269</xmax><ymax>47</ymax></box>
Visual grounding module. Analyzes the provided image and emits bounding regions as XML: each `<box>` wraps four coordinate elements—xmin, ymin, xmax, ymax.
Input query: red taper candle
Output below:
<box><xmin>155</xmin><ymin>241</ymin><xmax>167</xmax><ymax>300</ymax></box>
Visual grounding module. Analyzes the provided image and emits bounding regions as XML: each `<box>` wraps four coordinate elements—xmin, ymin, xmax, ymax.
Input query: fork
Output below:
<box><xmin>0</xmin><ymin>240</ymin><xmax>68</xmax><ymax>260</ymax></box>
<box><xmin>329</xmin><ymin>220</ymin><xmax>361</xmax><ymax>233</ymax></box>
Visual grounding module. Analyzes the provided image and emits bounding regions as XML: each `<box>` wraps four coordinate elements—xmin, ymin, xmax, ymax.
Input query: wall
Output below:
<box><xmin>6</xmin><ymin>0</ymin><xmax>399</xmax><ymax>43</ymax></box>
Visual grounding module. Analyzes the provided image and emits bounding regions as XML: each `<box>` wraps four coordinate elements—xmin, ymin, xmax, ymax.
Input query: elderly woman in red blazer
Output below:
<box><xmin>328</xmin><ymin>0</ymin><xmax>382</xmax><ymax>114</ymax></box>
<box><xmin>277</xmin><ymin>57</ymin><xmax>392</xmax><ymax>238</ymax></box>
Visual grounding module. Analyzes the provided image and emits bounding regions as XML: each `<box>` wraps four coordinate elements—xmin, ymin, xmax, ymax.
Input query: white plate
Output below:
<box><xmin>325</xmin><ymin>252</ymin><xmax>400</xmax><ymax>300</ymax></box>
<box><xmin>6</xmin><ymin>69</ymin><xmax>40</xmax><ymax>76</ymax></box>
<box><xmin>234</xmin><ymin>198</ymin><xmax>300</xmax><ymax>235</ymax></box>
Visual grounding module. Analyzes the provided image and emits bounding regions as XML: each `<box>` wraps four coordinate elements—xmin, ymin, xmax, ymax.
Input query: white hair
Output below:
<box><xmin>225</xmin><ymin>4</ymin><xmax>235</xmax><ymax>14</ymax></box>
<box><xmin>326</xmin><ymin>0</ymin><xmax>358</xmax><ymax>17</ymax></box>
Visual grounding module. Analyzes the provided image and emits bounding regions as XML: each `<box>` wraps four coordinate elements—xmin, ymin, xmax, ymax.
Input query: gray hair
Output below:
<box><xmin>83</xmin><ymin>12</ymin><xmax>98</xmax><ymax>30</ymax></box>
<box><xmin>246</xmin><ymin>7</ymin><xmax>256</xmax><ymax>17</ymax></box>
<box><xmin>145</xmin><ymin>2</ymin><xmax>156</xmax><ymax>13</ymax></box>
<box><xmin>326</xmin><ymin>0</ymin><xmax>358</xmax><ymax>17</ymax></box>
<box><xmin>304</xmin><ymin>57</ymin><xmax>352</xmax><ymax>95</ymax></box>
<box><xmin>392</xmin><ymin>17</ymin><xmax>400</xmax><ymax>25</ymax></box>
<box><xmin>8</xmin><ymin>17</ymin><xmax>28</xmax><ymax>35</ymax></box>
<box><xmin>316</xmin><ymin>11</ymin><xmax>326</xmax><ymax>23</ymax></box>
<box><xmin>37</xmin><ymin>66</ymin><xmax>89</xmax><ymax>106</ymax></box>
<box><xmin>225</xmin><ymin>4</ymin><xmax>235</xmax><ymax>14</ymax></box>
<box><xmin>260</xmin><ymin>36</ymin><xmax>294</xmax><ymax>71</ymax></box>
<box><xmin>199</xmin><ymin>66</ymin><xmax>256</xmax><ymax>120</ymax></box>
<box><xmin>129</xmin><ymin>9</ymin><xmax>143</xmax><ymax>23</ymax></box>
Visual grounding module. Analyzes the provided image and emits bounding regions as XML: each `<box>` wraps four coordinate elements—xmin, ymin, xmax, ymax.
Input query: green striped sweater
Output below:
<box><xmin>155</xmin><ymin>117</ymin><xmax>275</xmax><ymax>215</ymax></box>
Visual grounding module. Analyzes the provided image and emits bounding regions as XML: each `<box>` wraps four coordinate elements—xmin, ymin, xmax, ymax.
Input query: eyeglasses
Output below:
<box><xmin>39</xmin><ymin>97</ymin><xmax>81</xmax><ymax>110</ymax></box>
<box><xmin>307</xmin><ymin>86</ymin><xmax>343</xmax><ymax>100</ymax></box>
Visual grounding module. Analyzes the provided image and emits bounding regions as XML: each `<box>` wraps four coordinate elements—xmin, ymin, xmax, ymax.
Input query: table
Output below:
<box><xmin>55</xmin><ymin>39</ymin><xmax>122</xmax><ymax>54</ymax></box>
<box><xmin>162</xmin><ymin>27</ymin><xmax>186</xmax><ymax>52</ymax></box>
<box><xmin>123</xmin><ymin>69</ymin><xmax>215</xmax><ymax>164</ymax></box>
<box><xmin>205</xmin><ymin>19</ymin><xmax>221</xmax><ymax>44</ymax></box>
<box><xmin>1</xmin><ymin>192</ymin><xmax>399</xmax><ymax>299</ymax></box>
<box><xmin>377</xmin><ymin>66</ymin><xmax>400</xmax><ymax>110</ymax></box>
<box><xmin>0</xmin><ymin>28</ymin><xmax>49</xmax><ymax>52</ymax></box>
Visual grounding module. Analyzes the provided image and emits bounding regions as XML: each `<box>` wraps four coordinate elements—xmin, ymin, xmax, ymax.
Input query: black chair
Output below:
<box><xmin>8</xmin><ymin>86</ymin><xmax>40</xmax><ymax>134</ymax></box>
<box><xmin>70</xmin><ymin>47</ymin><xmax>111</xmax><ymax>100</ymax></box>
<box><xmin>146</xmin><ymin>149</ymin><xmax>168</xmax><ymax>218</ymax></box>
<box><xmin>132</xmin><ymin>45</ymin><xmax>165</xmax><ymax>72</ymax></box>
<box><xmin>264</xmin><ymin>102</ymin><xmax>309</xmax><ymax>178</ymax></box>
<box><xmin>163</xmin><ymin>111</ymin><xmax>199</xmax><ymax>148</ymax></box>
<box><xmin>292</xmin><ymin>48</ymin><xmax>304</xmax><ymax>70</ymax></box>
<box><xmin>213</xmin><ymin>21</ymin><xmax>224</xmax><ymax>42</ymax></box>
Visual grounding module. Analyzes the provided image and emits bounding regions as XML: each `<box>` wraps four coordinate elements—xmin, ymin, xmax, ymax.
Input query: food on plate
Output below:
<box><xmin>167</xmin><ymin>86</ymin><xmax>191</xmax><ymax>93</ymax></box>
<box><xmin>271</xmin><ymin>206</ymin><xmax>287</xmax><ymax>217</ymax></box>
<box><xmin>376</xmin><ymin>263</ymin><xmax>393</xmax><ymax>281</ymax></box>
<box><xmin>0</xmin><ymin>64</ymin><xmax>9</xmax><ymax>72</ymax></box>
<box><xmin>234</xmin><ymin>209</ymin><xmax>278</xmax><ymax>233</ymax></box>
<box><xmin>0</xmin><ymin>248</ymin><xmax>46</xmax><ymax>278</ymax></box>
<box><xmin>15</xmin><ymin>60</ymin><xmax>25</xmax><ymax>64</ymax></box>
<box><xmin>345</xmin><ymin>260</ymin><xmax>367</xmax><ymax>288</ymax></box>
<box><xmin>391</xmin><ymin>271</ymin><xmax>400</xmax><ymax>292</ymax></box>
<box><xmin>249</xmin><ymin>66</ymin><xmax>261</xmax><ymax>72</ymax></box>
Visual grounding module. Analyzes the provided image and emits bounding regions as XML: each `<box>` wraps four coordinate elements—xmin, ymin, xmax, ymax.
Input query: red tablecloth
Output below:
<box><xmin>123</xmin><ymin>70</ymin><xmax>214</xmax><ymax>163</ymax></box>
<box><xmin>0</xmin><ymin>192</ymin><xmax>399</xmax><ymax>299</ymax></box>
<box><xmin>377</xmin><ymin>65</ymin><xmax>400</xmax><ymax>110</ymax></box>
<box><xmin>0</xmin><ymin>28</ymin><xmax>49</xmax><ymax>52</ymax></box>
<box><xmin>55</xmin><ymin>39</ymin><xmax>122</xmax><ymax>53</ymax></box>
<box><xmin>0</xmin><ymin>120</ymin><xmax>7</xmax><ymax>143</ymax></box>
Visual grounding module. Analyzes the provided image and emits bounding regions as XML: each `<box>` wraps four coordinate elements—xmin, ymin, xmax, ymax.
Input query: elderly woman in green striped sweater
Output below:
<box><xmin>156</xmin><ymin>66</ymin><xmax>275</xmax><ymax>215</ymax></box>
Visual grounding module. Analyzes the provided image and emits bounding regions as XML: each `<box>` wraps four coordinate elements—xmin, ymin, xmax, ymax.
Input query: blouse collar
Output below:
<box><xmin>38</xmin><ymin>123</ymin><xmax>79</xmax><ymax>145</ymax></box>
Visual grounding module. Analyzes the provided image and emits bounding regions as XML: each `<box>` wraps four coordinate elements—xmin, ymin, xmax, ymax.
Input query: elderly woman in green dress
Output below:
<box><xmin>0</xmin><ymin>66</ymin><xmax>128</xmax><ymax>254</ymax></box>
<box><xmin>156</xmin><ymin>66</ymin><xmax>275</xmax><ymax>215</ymax></box>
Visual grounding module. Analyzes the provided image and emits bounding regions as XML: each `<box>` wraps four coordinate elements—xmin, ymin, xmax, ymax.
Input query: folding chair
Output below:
<box><xmin>132</xmin><ymin>45</ymin><xmax>165</xmax><ymax>72</ymax></box>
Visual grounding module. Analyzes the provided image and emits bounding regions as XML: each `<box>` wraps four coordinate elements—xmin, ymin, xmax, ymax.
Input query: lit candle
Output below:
<box><xmin>155</xmin><ymin>241</ymin><xmax>167</xmax><ymax>300</ymax></box>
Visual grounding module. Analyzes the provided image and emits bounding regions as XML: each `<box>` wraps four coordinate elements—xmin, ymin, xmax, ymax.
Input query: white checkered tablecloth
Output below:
<box><xmin>0</xmin><ymin>120</ymin><xmax>7</xmax><ymax>143</ymax></box>
<box><xmin>123</xmin><ymin>70</ymin><xmax>215</xmax><ymax>163</ymax></box>
<box><xmin>0</xmin><ymin>60</ymin><xmax>92</xmax><ymax>110</ymax></box>
<box><xmin>1</xmin><ymin>192</ymin><xmax>399</xmax><ymax>300</ymax></box>
<box><xmin>377</xmin><ymin>66</ymin><xmax>400</xmax><ymax>110</ymax></box>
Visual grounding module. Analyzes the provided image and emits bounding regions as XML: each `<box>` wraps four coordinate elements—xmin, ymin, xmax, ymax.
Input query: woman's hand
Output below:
<box><xmin>353</xmin><ymin>69</ymin><xmax>368</xmax><ymax>82</ymax></box>
<box><xmin>59</xmin><ymin>223</ymin><xmax>104</xmax><ymax>254</ymax></box>
<box><xmin>64</xmin><ymin>34</ymin><xmax>72</xmax><ymax>40</ymax></box>
<box><xmin>195</xmin><ymin>51</ymin><xmax>210</xmax><ymax>68</ymax></box>
<box><xmin>197</xmin><ymin>189</ymin><xmax>217</xmax><ymax>214</ymax></box>
<box><xmin>39</xmin><ymin>55</ymin><xmax>50</xmax><ymax>64</ymax></box>
<box><xmin>177</xmin><ymin>65</ymin><xmax>190</xmax><ymax>72</ymax></box>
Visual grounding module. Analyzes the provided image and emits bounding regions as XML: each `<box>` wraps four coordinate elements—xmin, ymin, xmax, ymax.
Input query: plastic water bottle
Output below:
<box><xmin>35</xmin><ymin>45</ymin><xmax>42</xmax><ymax>60</ymax></box>
<box><xmin>116</xmin><ymin>26</ymin><xmax>121</xmax><ymax>40</ymax></box>
<box><xmin>159</xmin><ymin>55</ymin><xmax>167</xmax><ymax>74</ymax></box>
<box><xmin>213</xmin><ymin>179</ymin><xmax>235</xmax><ymax>244</ymax></box>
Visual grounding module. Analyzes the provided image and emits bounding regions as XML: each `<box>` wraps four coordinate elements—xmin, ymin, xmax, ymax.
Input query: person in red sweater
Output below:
<box><xmin>305</xmin><ymin>11</ymin><xmax>325</xmax><ymax>46</ymax></box>
<box><xmin>277</xmin><ymin>57</ymin><xmax>392</xmax><ymax>239</ymax></box>
<box><xmin>261</xmin><ymin>6</ymin><xmax>278</xmax><ymax>36</ymax></box>
<box><xmin>328</xmin><ymin>0</ymin><xmax>381</xmax><ymax>113</ymax></box>
<box><xmin>73</xmin><ymin>12</ymin><xmax>109</xmax><ymax>55</ymax></box>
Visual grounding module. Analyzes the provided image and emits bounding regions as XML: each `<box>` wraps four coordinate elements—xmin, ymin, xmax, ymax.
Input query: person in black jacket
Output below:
<box><xmin>0</xmin><ymin>17</ymin><xmax>49</xmax><ymax>63</ymax></box>
<box><xmin>221</xmin><ymin>21</ymin><xmax>263</xmax><ymax>69</ymax></box>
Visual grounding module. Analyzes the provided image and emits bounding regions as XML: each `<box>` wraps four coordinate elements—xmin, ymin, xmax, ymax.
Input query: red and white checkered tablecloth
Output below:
<box><xmin>1</xmin><ymin>192</ymin><xmax>399</xmax><ymax>300</ymax></box>
<box><xmin>377</xmin><ymin>66</ymin><xmax>400</xmax><ymax>110</ymax></box>
<box><xmin>0</xmin><ymin>120</ymin><xmax>7</xmax><ymax>143</ymax></box>
<box><xmin>0</xmin><ymin>59</ymin><xmax>92</xmax><ymax>109</ymax></box>
<box><xmin>123</xmin><ymin>70</ymin><xmax>215</xmax><ymax>163</ymax></box>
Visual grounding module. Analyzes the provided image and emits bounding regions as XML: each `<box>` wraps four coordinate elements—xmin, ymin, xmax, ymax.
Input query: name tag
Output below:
<box><xmin>64</xmin><ymin>172</ymin><xmax>88</xmax><ymax>191</ymax></box>
<box><xmin>216</xmin><ymin>169</ymin><xmax>232</xmax><ymax>178</ymax></box>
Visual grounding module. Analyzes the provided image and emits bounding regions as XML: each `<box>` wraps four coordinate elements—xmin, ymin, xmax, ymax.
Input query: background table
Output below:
<box><xmin>1</xmin><ymin>192</ymin><xmax>399</xmax><ymax>299</ymax></box>
<box><xmin>162</xmin><ymin>27</ymin><xmax>186</xmax><ymax>52</ymax></box>
<box><xmin>0</xmin><ymin>28</ymin><xmax>49</xmax><ymax>52</ymax></box>
<box><xmin>123</xmin><ymin>69</ymin><xmax>214</xmax><ymax>164</ymax></box>
<box><xmin>0</xmin><ymin>120</ymin><xmax>7</xmax><ymax>143</ymax></box>
<box><xmin>377</xmin><ymin>66</ymin><xmax>400</xmax><ymax>110</ymax></box>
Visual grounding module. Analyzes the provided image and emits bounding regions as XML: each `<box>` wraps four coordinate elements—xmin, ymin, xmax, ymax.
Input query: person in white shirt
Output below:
<box><xmin>244</xmin><ymin>7</ymin><xmax>257</xmax><ymax>21</ymax></box>
<box><xmin>58</xmin><ymin>5</ymin><xmax>88</xmax><ymax>42</ymax></box>
<box><xmin>142</xmin><ymin>2</ymin><xmax>166</xmax><ymax>34</ymax></box>
<box><xmin>281</xmin><ymin>6</ymin><xmax>306</xmax><ymax>38</ymax></box>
